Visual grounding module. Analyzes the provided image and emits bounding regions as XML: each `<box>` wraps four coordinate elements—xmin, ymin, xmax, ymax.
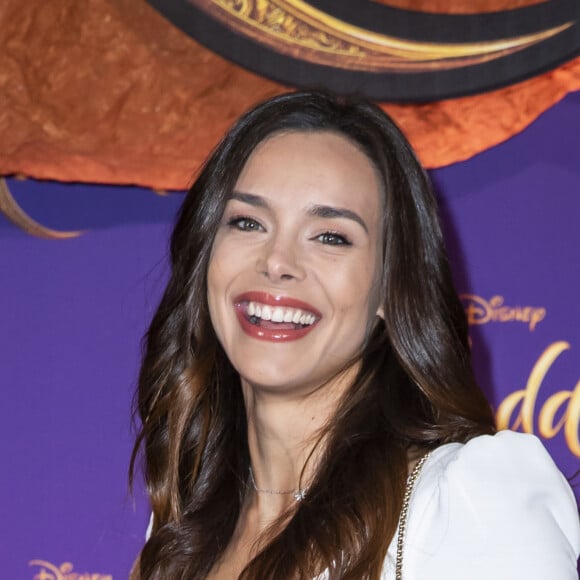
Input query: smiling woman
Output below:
<box><xmin>208</xmin><ymin>131</ymin><xmax>383</xmax><ymax>391</ymax></box>
<box><xmin>129</xmin><ymin>91</ymin><xmax>579</xmax><ymax>579</ymax></box>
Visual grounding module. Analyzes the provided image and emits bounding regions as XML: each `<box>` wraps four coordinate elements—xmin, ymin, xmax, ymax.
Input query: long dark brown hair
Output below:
<box><xmin>130</xmin><ymin>90</ymin><xmax>495</xmax><ymax>579</ymax></box>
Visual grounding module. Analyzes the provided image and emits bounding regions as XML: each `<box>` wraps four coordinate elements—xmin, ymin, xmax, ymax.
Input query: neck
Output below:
<box><xmin>240</xmin><ymin>365</ymin><xmax>357</xmax><ymax>518</ymax></box>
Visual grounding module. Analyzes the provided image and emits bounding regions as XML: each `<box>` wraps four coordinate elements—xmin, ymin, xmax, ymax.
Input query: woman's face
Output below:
<box><xmin>207</xmin><ymin>130</ymin><xmax>384</xmax><ymax>396</ymax></box>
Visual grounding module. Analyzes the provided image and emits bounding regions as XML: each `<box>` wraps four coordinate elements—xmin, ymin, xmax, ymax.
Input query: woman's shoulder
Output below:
<box><xmin>420</xmin><ymin>429</ymin><xmax>574</xmax><ymax>491</ymax></box>
<box><xmin>384</xmin><ymin>431</ymin><xmax>580</xmax><ymax>580</ymax></box>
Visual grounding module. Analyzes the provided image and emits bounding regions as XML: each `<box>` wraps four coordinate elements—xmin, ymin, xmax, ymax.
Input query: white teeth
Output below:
<box><xmin>272</xmin><ymin>307</ymin><xmax>284</xmax><ymax>322</ymax></box>
<box><xmin>261</xmin><ymin>305</ymin><xmax>272</xmax><ymax>321</ymax></box>
<box><xmin>245</xmin><ymin>301</ymin><xmax>317</xmax><ymax>326</ymax></box>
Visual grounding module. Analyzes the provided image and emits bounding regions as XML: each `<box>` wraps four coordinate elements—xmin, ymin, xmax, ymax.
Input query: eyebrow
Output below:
<box><xmin>230</xmin><ymin>192</ymin><xmax>268</xmax><ymax>208</ymax></box>
<box><xmin>308</xmin><ymin>204</ymin><xmax>369</xmax><ymax>234</ymax></box>
<box><xmin>230</xmin><ymin>192</ymin><xmax>369</xmax><ymax>234</ymax></box>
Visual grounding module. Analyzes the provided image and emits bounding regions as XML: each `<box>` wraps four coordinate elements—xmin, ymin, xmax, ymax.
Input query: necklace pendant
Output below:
<box><xmin>249</xmin><ymin>466</ymin><xmax>307</xmax><ymax>500</ymax></box>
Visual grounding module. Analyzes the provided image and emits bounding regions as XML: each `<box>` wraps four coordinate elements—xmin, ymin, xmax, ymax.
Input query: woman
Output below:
<box><xmin>130</xmin><ymin>90</ymin><xmax>579</xmax><ymax>579</ymax></box>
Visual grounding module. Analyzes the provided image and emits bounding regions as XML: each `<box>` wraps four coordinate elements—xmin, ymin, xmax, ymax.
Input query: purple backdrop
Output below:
<box><xmin>1</xmin><ymin>92</ymin><xmax>579</xmax><ymax>579</ymax></box>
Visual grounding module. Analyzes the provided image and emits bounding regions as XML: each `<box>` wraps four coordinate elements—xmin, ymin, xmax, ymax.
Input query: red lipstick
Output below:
<box><xmin>233</xmin><ymin>292</ymin><xmax>321</xmax><ymax>342</ymax></box>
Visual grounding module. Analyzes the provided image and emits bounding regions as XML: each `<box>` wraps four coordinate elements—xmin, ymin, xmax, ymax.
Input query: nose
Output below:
<box><xmin>256</xmin><ymin>234</ymin><xmax>306</xmax><ymax>283</ymax></box>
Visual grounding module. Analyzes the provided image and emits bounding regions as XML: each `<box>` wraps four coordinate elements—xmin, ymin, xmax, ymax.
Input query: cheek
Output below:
<box><xmin>337</xmin><ymin>253</ymin><xmax>381</xmax><ymax>307</ymax></box>
<box><xmin>206</xmin><ymin>246</ymin><xmax>229</xmax><ymax>336</ymax></box>
<box><xmin>207</xmin><ymin>237</ymin><xmax>231</xmax><ymax>294</ymax></box>
<box><xmin>206</xmin><ymin>281</ymin><xmax>220</xmax><ymax>340</ymax></box>
<box><xmin>329</xmin><ymin>261</ymin><xmax>381</xmax><ymax>339</ymax></box>
<box><xmin>206</xmin><ymin>260</ymin><xmax>218</xmax><ymax>314</ymax></box>
<box><xmin>326</xmin><ymin>270</ymin><xmax>379</xmax><ymax>349</ymax></box>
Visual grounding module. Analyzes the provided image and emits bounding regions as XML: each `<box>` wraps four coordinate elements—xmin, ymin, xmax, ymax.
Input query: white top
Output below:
<box><xmin>146</xmin><ymin>431</ymin><xmax>580</xmax><ymax>578</ymax></box>
<box><xmin>381</xmin><ymin>431</ymin><xmax>580</xmax><ymax>579</ymax></box>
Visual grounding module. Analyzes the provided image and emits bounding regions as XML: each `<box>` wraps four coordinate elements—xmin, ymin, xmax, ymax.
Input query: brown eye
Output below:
<box><xmin>316</xmin><ymin>232</ymin><xmax>351</xmax><ymax>246</ymax></box>
<box><xmin>227</xmin><ymin>217</ymin><xmax>264</xmax><ymax>232</ymax></box>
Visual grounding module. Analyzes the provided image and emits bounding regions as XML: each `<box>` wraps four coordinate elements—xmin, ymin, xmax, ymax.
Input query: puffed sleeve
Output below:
<box><xmin>386</xmin><ymin>431</ymin><xmax>580</xmax><ymax>580</ymax></box>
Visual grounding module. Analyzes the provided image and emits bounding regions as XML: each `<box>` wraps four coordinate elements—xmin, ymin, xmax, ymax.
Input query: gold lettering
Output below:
<box><xmin>565</xmin><ymin>380</ymin><xmax>580</xmax><ymax>456</ymax></box>
<box><xmin>539</xmin><ymin>391</ymin><xmax>571</xmax><ymax>437</ymax></box>
<box><xmin>496</xmin><ymin>341</ymin><xmax>580</xmax><ymax>457</ymax></box>
<box><xmin>29</xmin><ymin>561</ymin><xmax>111</xmax><ymax>580</ymax></box>
<box><xmin>29</xmin><ymin>560</ymin><xmax>61</xmax><ymax>580</ymax></box>
<box><xmin>496</xmin><ymin>390</ymin><xmax>526</xmax><ymax>431</ymax></box>
<box><xmin>462</xmin><ymin>293</ymin><xmax>491</xmax><ymax>325</ymax></box>
<box><xmin>33</xmin><ymin>570</ymin><xmax>54</xmax><ymax>580</ymax></box>
<box><xmin>530</xmin><ymin>308</ymin><xmax>546</xmax><ymax>331</ymax></box>
<box><xmin>460</xmin><ymin>294</ymin><xmax>546</xmax><ymax>331</ymax></box>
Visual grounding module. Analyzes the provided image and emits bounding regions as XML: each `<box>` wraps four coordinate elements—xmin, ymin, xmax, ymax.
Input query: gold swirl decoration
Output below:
<box><xmin>0</xmin><ymin>179</ymin><xmax>82</xmax><ymax>240</ymax></box>
<box><xmin>192</xmin><ymin>0</ymin><xmax>573</xmax><ymax>72</ymax></box>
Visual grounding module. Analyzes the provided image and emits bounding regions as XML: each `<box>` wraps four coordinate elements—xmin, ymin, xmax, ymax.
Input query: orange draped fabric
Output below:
<box><xmin>0</xmin><ymin>0</ymin><xmax>579</xmax><ymax>191</ymax></box>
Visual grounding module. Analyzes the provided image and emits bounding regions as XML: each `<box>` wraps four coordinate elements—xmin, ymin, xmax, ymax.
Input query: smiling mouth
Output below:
<box><xmin>245</xmin><ymin>301</ymin><xmax>317</xmax><ymax>329</ymax></box>
<box><xmin>233</xmin><ymin>294</ymin><xmax>321</xmax><ymax>341</ymax></box>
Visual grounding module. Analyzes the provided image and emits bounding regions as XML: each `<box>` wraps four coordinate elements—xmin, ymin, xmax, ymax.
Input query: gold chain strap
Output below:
<box><xmin>395</xmin><ymin>451</ymin><xmax>431</xmax><ymax>580</ymax></box>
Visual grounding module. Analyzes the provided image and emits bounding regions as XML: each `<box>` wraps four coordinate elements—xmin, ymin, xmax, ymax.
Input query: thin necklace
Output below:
<box><xmin>248</xmin><ymin>466</ymin><xmax>307</xmax><ymax>502</ymax></box>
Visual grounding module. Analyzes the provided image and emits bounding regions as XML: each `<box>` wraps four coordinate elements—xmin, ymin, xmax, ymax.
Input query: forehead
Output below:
<box><xmin>235</xmin><ymin>130</ymin><xmax>384</xmax><ymax>218</ymax></box>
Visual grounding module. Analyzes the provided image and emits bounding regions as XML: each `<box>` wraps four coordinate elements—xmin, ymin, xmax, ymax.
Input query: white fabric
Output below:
<box><xmin>381</xmin><ymin>431</ymin><xmax>580</xmax><ymax>579</ymax></box>
<box><xmin>145</xmin><ymin>431</ymin><xmax>580</xmax><ymax>578</ymax></box>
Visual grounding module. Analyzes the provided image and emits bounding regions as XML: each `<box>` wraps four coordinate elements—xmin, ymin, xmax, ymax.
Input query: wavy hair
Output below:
<box><xmin>130</xmin><ymin>90</ymin><xmax>495</xmax><ymax>579</ymax></box>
